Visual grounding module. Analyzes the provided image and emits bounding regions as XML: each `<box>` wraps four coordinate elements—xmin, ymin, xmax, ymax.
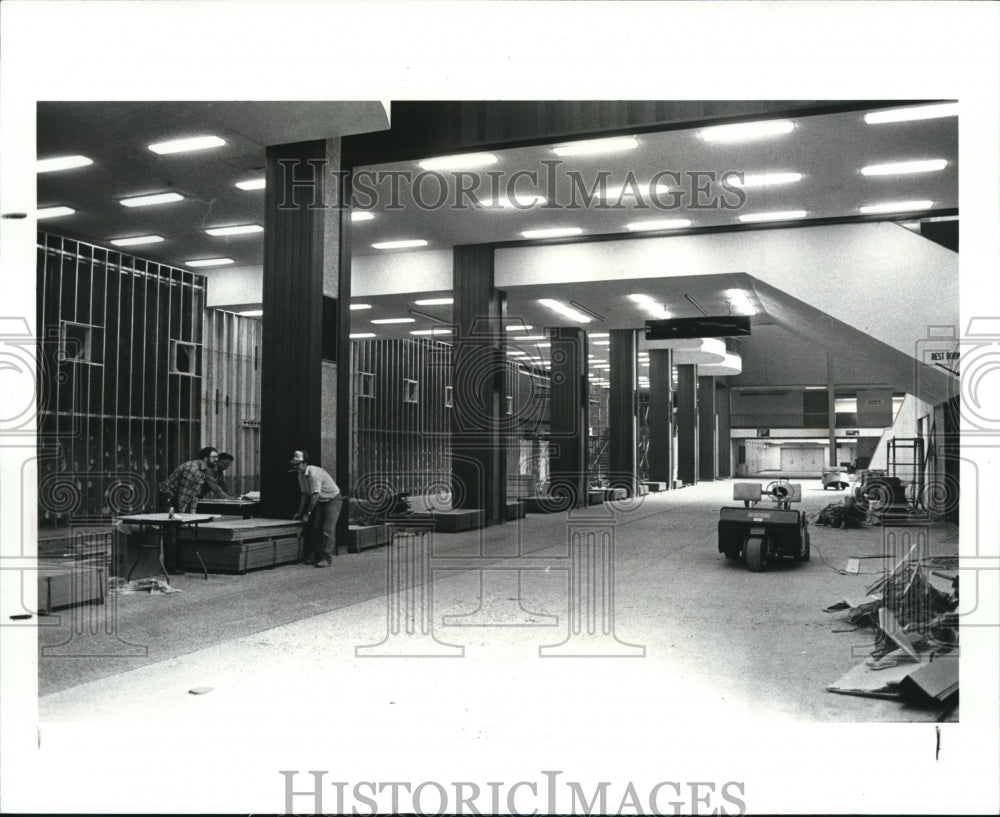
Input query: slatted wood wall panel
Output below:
<box><xmin>36</xmin><ymin>232</ymin><xmax>205</xmax><ymax>523</ymax></box>
<box><xmin>201</xmin><ymin>310</ymin><xmax>263</xmax><ymax>495</ymax></box>
<box><xmin>351</xmin><ymin>338</ymin><xmax>452</xmax><ymax>500</ymax></box>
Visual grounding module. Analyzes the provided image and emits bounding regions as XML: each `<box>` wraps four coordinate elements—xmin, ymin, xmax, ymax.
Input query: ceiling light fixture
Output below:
<box><xmin>371</xmin><ymin>317</ymin><xmax>416</xmax><ymax>324</ymax></box>
<box><xmin>863</xmin><ymin>103</ymin><xmax>958</xmax><ymax>124</ymax></box>
<box><xmin>410</xmin><ymin>328</ymin><xmax>454</xmax><ymax>336</ymax></box>
<box><xmin>350</xmin><ymin>303</ymin><xmax>372</xmax><ymax>310</ymax></box>
<box><xmin>235</xmin><ymin>178</ymin><xmax>266</xmax><ymax>191</ymax></box>
<box><xmin>552</xmin><ymin>136</ymin><xmax>639</xmax><ymax>157</ymax></box>
<box><xmin>860</xmin><ymin>200</ymin><xmax>934</xmax><ymax>214</ymax></box>
<box><xmin>626</xmin><ymin>218</ymin><xmax>692</xmax><ymax>231</ymax></box>
<box><xmin>205</xmin><ymin>224</ymin><xmax>263</xmax><ymax>236</ymax></box>
<box><xmin>860</xmin><ymin>159</ymin><xmax>948</xmax><ymax>176</ymax></box>
<box><xmin>521</xmin><ymin>227</ymin><xmax>583</xmax><ymax>239</ymax></box>
<box><xmin>628</xmin><ymin>293</ymin><xmax>671</xmax><ymax>318</ymax></box>
<box><xmin>238</xmin><ymin>309</ymin><xmax>263</xmax><ymax>317</ymax></box>
<box><xmin>589</xmin><ymin>333</ymin><xmax>610</xmax><ymax>338</ymax></box>
<box><xmin>37</xmin><ymin>155</ymin><xmax>93</xmax><ymax>173</ymax></box>
<box><xmin>726</xmin><ymin>172</ymin><xmax>803</xmax><ymax>187</ymax></box>
<box><xmin>414</xmin><ymin>297</ymin><xmax>453</xmax><ymax>306</ymax></box>
<box><xmin>738</xmin><ymin>210</ymin><xmax>808</xmax><ymax>223</ymax></box>
<box><xmin>417</xmin><ymin>152</ymin><xmax>498</xmax><ymax>171</ymax></box>
<box><xmin>350</xmin><ymin>332</ymin><xmax>376</xmax><ymax>339</ymax></box>
<box><xmin>36</xmin><ymin>206</ymin><xmax>76</xmax><ymax>219</ymax></box>
<box><xmin>186</xmin><ymin>257</ymin><xmax>234</xmax><ymax>268</ymax></box>
<box><xmin>538</xmin><ymin>298</ymin><xmax>592</xmax><ymax>323</ymax></box>
<box><xmin>598</xmin><ymin>182</ymin><xmax>671</xmax><ymax>201</ymax></box>
<box><xmin>371</xmin><ymin>239</ymin><xmax>428</xmax><ymax>250</ymax></box>
<box><xmin>148</xmin><ymin>135</ymin><xmax>227</xmax><ymax>154</ymax></box>
<box><xmin>120</xmin><ymin>192</ymin><xmax>185</xmax><ymax>208</ymax></box>
<box><xmin>700</xmin><ymin>120</ymin><xmax>794</xmax><ymax>143</ymax></box>
<box><xmin>505</xmin><ymin>325</ymin><xmax>533</xmax><ymax>332</ymax></box>
<box><xmin>110</xmin><ymin>235</ymin><xmax>165</xmax><ymax>247</ymax></box>
<box><xmin>351</xmin><ymin>211</ymin><xmax>375</xmax><ymax>222</ymax></box>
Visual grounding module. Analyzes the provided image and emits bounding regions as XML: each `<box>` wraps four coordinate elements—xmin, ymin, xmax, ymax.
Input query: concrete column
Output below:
<box><xmin>549</xmin><ymin>327</ymin><xmax>588</xmax><ymax>509</ymax></box>
<box><xmin>698</xmin><ymin>375</ymin><xmax>717</xmax><ymax>481</ymax></box>
<box><xmin>647</xmin><ymin>349</ymin><xmax>673</xmax><ymax>487</ymax></box>
<box><xmin>827</xmin><ymin>353</ymin><xmax>837</xmax><ymax>465</ymax></box>
<box><xmin>676</xmin><ymin>364</ymin><xmax>698</xmax><ymax>486</ymax></box>
<box><xmin>452</xmin><ymin>245</ymin><xmax>506</xmax><ymax>526</ymax></box>
<box><xmin>260</xmin><ymin>138</ymin><xmax>343</xmax><ymax>518</ymax></box>
<box><xmin>608</xmin><ymin>329</ymin><xmax>637</xmax><ymax>496</ymax></box>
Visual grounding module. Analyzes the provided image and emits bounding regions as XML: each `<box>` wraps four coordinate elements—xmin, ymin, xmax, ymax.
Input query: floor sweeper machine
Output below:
<box><xmin>718</xmin><ymin>481</ymin><xmax>811</xmax><ymax>571</ymax></box>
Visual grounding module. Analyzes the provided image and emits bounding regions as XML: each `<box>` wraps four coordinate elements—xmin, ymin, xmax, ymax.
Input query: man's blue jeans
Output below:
<box><xmin>309</xmin><ymin>497</ymin><xmax>342</xmax><ymax>560</ymax></box>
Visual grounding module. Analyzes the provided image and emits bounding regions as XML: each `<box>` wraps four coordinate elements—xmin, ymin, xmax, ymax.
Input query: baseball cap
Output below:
<box><xmin>289</xmin><ymin>450</ymin><xmax>307</xmax><ymax>465</ymax></box>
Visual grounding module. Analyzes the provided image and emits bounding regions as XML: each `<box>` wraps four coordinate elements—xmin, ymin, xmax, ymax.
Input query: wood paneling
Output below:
<box><xmin>37</xmin><ymin>232</ymin><xmax>204</xmax><ymax>522</ymax></box>
<box><xmin>201</xmin><ymin>309</ymin><xmax>263</xmax><ymax>495</ymax></box>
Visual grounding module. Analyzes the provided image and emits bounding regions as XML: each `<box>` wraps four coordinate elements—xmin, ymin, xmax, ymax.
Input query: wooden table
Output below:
<box><xmin>196</xmin><ymin>498</ymin><xmax>261</xmax><ymax>518</ymax></box>
<box><xmin>118</xmin><ymin>513</ymin><xmax>215</xmax><ymax>581</ymax></box>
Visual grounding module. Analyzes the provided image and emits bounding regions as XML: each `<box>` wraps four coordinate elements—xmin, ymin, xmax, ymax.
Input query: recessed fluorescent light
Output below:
<box><xmin>351</xmin><ymin>211</ymin><xmax>375</xmax><ymax>222</ymax></box>
<box><xmin>205</xmin><ymin>224</ymin><xmax>263</xmax><ymax>236</ymax></box>
<box><xmin>370</xmin><ymin>317</ymin><xmax>416</xmax><ymax>324</ymax></box>
<box><xmin>36</xmin><ymin>206</ymin><xmax>76</xmax><ymax>219</ymax></box>
<box><xmin>521</xmin><ymin>227</ymin><xmax>583</xmax><ymax>239</ymax></box>
<box><xmin>506</xmin><ymin>350</ymin><xmax>529</xmax><ymax>357</ymax></box>
<box><xmin>477</xmin><ymin>193</ymin><xmax>547</xmax><ymax>209</ymax></box>
<box><xmin>700</xmin><ymin>120</ymin><xmax>794</xmax><ymax>143</ymax></box>
<box><xmin>350</xmin><ymin>332</ymin><xmax>376</xmax><ymax>339</ymax></box>
<box><xmin>148</xmin><ymin>135</ymin><xmax>226</xmax><ymax>155</ymax></box>
<box><xmin>120</xmin><ymin>192</ymin><xmax>185</xmax><ymax>208</ymax></box>
<box><xmin>505</xmin><ymin>325</ymin><xmax>533</xmax><ymax>332</ymax></box>
<box><xmin>626</xmin><ymin>218</ymin><xmax>692</xmax><ymax>231</ymax></box>
<box><xmin>37</xmin><ymin>155</ymin><xmax>93</xmax><ymax>173</ymax></box>
<box><xmin>552</xmin><ymin>136</ymin><xmax>639</xmax><ymax>157</ymax></box>
<box><xmin>350</xmin><ymin>303</ymin><xmax>372</xmax><ymax>311</ymax></box>
<box><xmin>238</xmin><ymin>309</ymin><xmax>263</xmax><ymax>317</ymax></box>
<box><xmin>410</xmin><ymin>328</ymin><xmax>454</xmax><ymax>336</ymax></box>
<box><xmin>592</xmin><ymin>340</ymin><xmax>611</xmax><ymax>346</ymax></box>
<box><xmin>860</xmin><ymin>200</ymin><xmax>934</xmax><ymax>214</ymax></box>
<box><xmin>516</xmin><ymin>335</ymin><xmax>547</xmax><ymax>341</ymax></box>
<box><xmin>726</xmin><ymin>172</ymin><xmax>803</xmax><ymax>187</ymax></box>
<box><xmin>628</xmin><ymin>293</ymin><xmax>671</xmax><ymax>318</ymax></box>
<box><xmin>235</xmin><ymin>178</ymin><xmax>266</xmax><ymax>191</ymax></box>
<box><xmin>414</xmin><ymin>297</ymin><xmax>453</xmax><ymax>306</ymax></box>
<box><xmin>738</xmin><ymin>210</ymin><xmax>808</xmax><ymax>223</ymax></box>
<box><xmin>110</xmin><ymin>235</ymin><xmax>165</xmax><ymax>247</ymax></box>
<box><xmin>860</xmin><ymin>159</ymin><xmax>948</xmax><ymax>176</ymax></box>
<box><xmin>186</xmin><ymin>257</ymin><xmax>234</xmax><ymax>268</ymax></box>
<box><xmin>371</xmin><ymin>239</ymin><xmax>428</xmax><ymax>250</ymax></box>
<box><xmin>863</xmin><ymin>103</ymin><xmax>958</xmax><ymax>124</ymax></box>
<box><xmin>417</xmin><ymin>152</ymin><xmax>498</xmax><ymax>171</ymax></box>
<box><xmin>589</xmin><ymin>333</ymin><xmax>610</xmax><ymax>338</ymax></box>
<box><xmin>538</xmin><ymin>298</ymin><xmax>592</xmax><ymax>323</ymax></box>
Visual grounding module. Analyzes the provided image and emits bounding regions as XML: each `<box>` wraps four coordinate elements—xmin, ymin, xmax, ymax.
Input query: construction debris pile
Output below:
<box><xmin>813</xmin><ymin>499</ymin><xmax>866</xmax><ymax>529</ymax></box>
<box><xmin>824</xmin><ymin>554</ymin><xmax>959</xmax><ymax>712</ymax></box>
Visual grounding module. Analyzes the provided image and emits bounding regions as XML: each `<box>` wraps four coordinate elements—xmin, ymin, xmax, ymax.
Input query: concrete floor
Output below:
<box><xmin>21</xmin><ymin>478</ymin><xmax>974</xmax><ymax>813</ymax></box>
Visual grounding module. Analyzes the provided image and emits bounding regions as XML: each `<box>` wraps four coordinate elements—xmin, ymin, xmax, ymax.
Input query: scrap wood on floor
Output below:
<box><xmin>824</xmin><ymin>551</ymin><xmax>959</xmax><ymax>711</ymax></box>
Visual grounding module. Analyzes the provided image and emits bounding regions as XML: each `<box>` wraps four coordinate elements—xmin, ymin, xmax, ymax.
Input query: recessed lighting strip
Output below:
<box><xmin>148</xmin><ymin>135</ymin><xmax>226</xmax><ymax>155</ymax></box>
<box><xmin>863</xmin><ymin>103</ymin><xmax>958</xmax><ymax>124</ymax></box>
<box><xmin>205</xmin><ymin>224</ymin><xmax>263</xmax><ymax>236</ymax></box>
<box><xmin>701</xmin><ymin>120</ymin><xmax>794</xmax><ymax>143</ymax></box>
<box><xmin>860</xmin><ymin>159</ymin><xmax>947</xmax><ymax>176</ymax></box>
<box><xmin>110</xmin><ymin>235</ymin><xmax>164</xmax><ymax>247</ymax></box>
<box><xmin>120</xmin><ymin>192</ymin><xmax>185</xmax><ymax>208</ymax></box>
<box><xmin>37</xmin><ymin>155</ymin><xmax>93</xmax><ymax>173</ymax></box>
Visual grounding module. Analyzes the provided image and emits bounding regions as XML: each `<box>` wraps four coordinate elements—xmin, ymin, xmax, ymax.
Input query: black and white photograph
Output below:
<box><xmin>1</xmin><ymin>1</ymin><xmax>998</xmax><ymax>815</ymax></box>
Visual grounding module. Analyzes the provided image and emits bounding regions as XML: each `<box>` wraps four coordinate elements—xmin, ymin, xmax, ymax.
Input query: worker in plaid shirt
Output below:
<box><xmin>158</xmin><ymin>447</ymin><xmax>218</xmax><ymax>574</ymax></box>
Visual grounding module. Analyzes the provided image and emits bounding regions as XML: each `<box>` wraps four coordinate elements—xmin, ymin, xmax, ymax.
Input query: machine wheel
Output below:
<box><xmin>745</xmin><ymin>535</ymin><xmax>769</xmax><ymax>572</ymax></box>
<box><xmin>798</xmin><ymin>531</ymin><xmax>811</xmax><ymax>562</ymax></box>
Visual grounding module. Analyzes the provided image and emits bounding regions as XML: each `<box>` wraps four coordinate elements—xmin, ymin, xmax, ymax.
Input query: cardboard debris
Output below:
<box><xmin>827</xmin><ymin>654</ymin><xmax>930</xmax><ymax>700</ymax></box>
<box><xmin>898</xmin><ymin>656</ymin><xmax>959</xmax><ymax>704</ymax></box>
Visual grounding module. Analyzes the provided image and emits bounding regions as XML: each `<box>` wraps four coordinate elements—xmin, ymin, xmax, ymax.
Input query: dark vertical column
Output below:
<box><xmin>698</xmin><ymin>375</ymin><xmax>717</xmax><ymax>481</ymax></box>
<box><xmin>827</xmin><ymin>353</ymin><xmax>838</xmax><ymax>465</ymax></box>
<box><xmin>608</xmin><ymin>329</ymin><xmax>637</xmax><ymax>496</ymax></box>
<box><xmin>260</xmin><ymin>139</ymin><xmax>340</xmax><ymax>517</ymax></box>
<box><xmin>676</xmin><ymin>364</ymin><xmax>699</xmax><ymax>486</ymax></box>
<box><xmin>549</xmin><ymin>327</ymin><xmax>588</xmax><ymax>509</ymax></box>
<box><xmin>716</xmin><ymin>381</ymin><xmax>731</xmax><ymax>478</ymax></box>
<box><xmin>452</xmin><ymin>245</ymin><xmax>506</xmax><ymax>525</ymax></box>
<box><xmin>647</xmin><ymin>349</ymin><xmax>673</xmax><ymax>487</ymax></box>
